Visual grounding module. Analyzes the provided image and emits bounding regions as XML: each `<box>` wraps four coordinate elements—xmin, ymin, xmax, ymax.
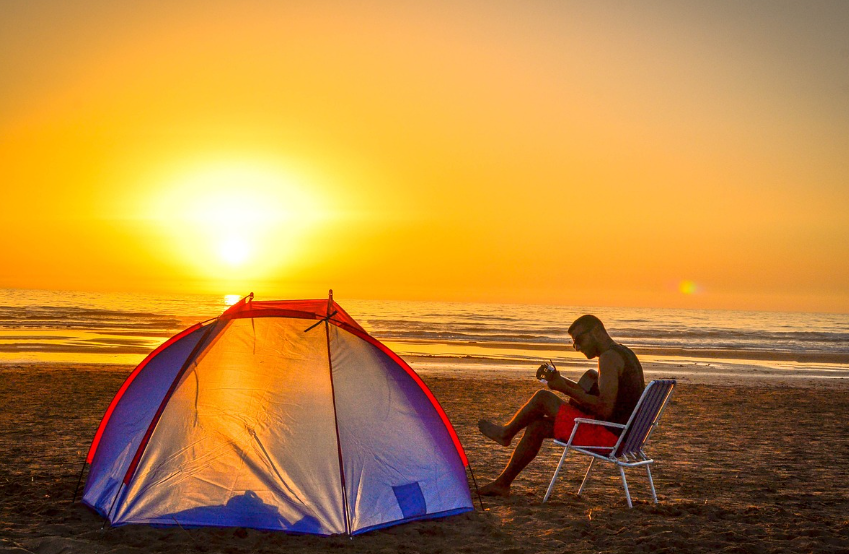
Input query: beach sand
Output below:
<box><xmin>2</xmin><ymin>363</ymin><xmax>849</xmax><ymax>553</ymax></box>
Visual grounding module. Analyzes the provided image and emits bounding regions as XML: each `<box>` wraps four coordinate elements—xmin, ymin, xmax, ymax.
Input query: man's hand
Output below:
<box><xmin>535</xmin><ymin>362</ymin><xmax>559</xmax><ymax>382</ymax></box>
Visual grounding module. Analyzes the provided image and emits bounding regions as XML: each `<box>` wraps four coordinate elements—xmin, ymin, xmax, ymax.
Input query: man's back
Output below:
<box><xmin>608</xmin><ymin>343</ymin><xmax>645</xmax><ymax>424</ymax></box>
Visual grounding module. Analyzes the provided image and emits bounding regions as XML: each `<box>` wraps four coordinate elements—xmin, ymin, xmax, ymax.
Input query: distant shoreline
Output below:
<box><xmin>382</xmin><ymin>338</ymin><xmax>849</xmax><ymax>365</ymax></box>
<box><xmin>2</xmin><ymin>339</ymin><xmax>847</xmax><ymax>365</ymax></box>
<box><xmin>3</xmin><ymin>336</ymin><xmax>849</xmax><ymax>370</ymax></box>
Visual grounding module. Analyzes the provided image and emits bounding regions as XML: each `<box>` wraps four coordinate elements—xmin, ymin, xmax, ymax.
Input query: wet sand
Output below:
<box><xmin>2</xmin><ymin>363</ymin><xmax>848</xmax><ymax>553</ymax></box>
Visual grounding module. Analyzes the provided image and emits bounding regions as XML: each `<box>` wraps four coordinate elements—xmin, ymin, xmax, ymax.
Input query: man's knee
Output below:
<box><xmin>531</xmin><ymin>389</ymin><xmax>558</xmax><ymax>404</ymax></box>
<box><xmin>530</xmin><ymin>389</ymin><xmax>563</xmax><ymax>414</ymax></box>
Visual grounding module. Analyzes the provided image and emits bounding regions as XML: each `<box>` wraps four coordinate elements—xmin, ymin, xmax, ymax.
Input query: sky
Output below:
<box><xmin>1</xmin><ymin>0</ymin><xmax>848</xmax><ymax>312</ymax></box>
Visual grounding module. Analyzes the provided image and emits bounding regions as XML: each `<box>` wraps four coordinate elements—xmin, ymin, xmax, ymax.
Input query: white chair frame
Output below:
<box><xmin>542</xmin><ymin>379</ymin><xmax>676</xmax><ymax>508</ymax></box>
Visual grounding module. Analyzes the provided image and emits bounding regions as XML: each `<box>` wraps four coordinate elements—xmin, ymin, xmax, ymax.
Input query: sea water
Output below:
<box><xmin>1</xmin><ymin>288</ymin><xmax>847</xmax><ymax>379</ymax></box>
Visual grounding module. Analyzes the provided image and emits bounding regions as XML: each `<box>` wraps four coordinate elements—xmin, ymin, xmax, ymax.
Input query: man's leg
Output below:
<box><xmin>478</xmin><ymin>418</ymin><xmax>555</xmax><ymax>496</ymax></box>
<box><xmin>478</xmin><ymin>389</ymin><xmax>563</xmax><ymax>446</ymax></box>
<box><xmin>477</xmin><ymin>390</ymin><xmax>564</xmax><ymax>496</ymax></box>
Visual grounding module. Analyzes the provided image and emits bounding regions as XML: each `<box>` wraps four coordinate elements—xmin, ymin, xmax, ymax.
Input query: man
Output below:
<box><xmin>477</xmin><ymin>314</ymin><xmax>645</xmax><ymax>497</ymax></box>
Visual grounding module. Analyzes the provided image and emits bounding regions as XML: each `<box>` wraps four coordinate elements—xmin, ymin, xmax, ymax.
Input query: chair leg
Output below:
<box><xmin>645</xmin><ymin>464</ymin><xmax>658</xmax><ymax>504</ymax></box>
<box><xmin>543</xmin><ymin>447</ymin><xmax>570</xmax><ymax>503</ymax></box>
<box><xmin>577</xmin><ymin>458</ymin><xmax>596</xmax><ymax>496</ymax></box>
<box><xmin>618</xmin><ymin>465</ymin><xmax>633</xmax><ymax>508</ymax></box>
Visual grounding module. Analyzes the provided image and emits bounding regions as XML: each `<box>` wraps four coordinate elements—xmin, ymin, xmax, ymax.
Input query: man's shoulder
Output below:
<box><xmin>598</xmin><ymin>347</ymin><xmax>626</xmax><ymax>369</ymax></box>
<box><xmin>610</xmin><ymin>342</ymin><xmax>642</xmax><ymax>367</ymax></box>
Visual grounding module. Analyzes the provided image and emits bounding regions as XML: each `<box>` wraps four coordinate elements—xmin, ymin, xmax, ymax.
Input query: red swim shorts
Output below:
<box><xmin>553</xmin><ymin>403</ymin><xmax>619</xmax><ymax>450</ymax></box>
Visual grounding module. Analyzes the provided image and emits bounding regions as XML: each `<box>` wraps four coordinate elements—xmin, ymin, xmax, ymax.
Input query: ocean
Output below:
<box><xmin>1</xmin><ymin>288</ymin><xmax>848</xmax><ymax>380</ymax></box>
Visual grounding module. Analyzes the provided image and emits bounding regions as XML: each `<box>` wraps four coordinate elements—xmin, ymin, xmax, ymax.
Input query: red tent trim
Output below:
<box><xmin>220</xmin><ymin>299</ymin><xmax>366</xmax><ymax>334</ymax></box>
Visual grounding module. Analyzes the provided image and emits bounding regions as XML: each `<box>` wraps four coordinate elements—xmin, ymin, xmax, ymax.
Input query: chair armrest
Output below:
<box><xmin>573</xmin><ymin>418</ymin><xmax>626</xmax><ymax>429</ymax></box>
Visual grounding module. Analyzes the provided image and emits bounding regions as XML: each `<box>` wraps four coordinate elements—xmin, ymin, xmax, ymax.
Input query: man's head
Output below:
<box><xmin>568</xmin><ymin>314</ymin><xmax>608</xmax><ymax>359</ymax></box>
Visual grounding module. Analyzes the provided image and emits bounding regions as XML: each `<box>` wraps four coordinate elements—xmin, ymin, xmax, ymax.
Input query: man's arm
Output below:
<box><xmin>547</xmin><ymin>351</ymin><xmax>623</xmax><ymax>420</ymax></box>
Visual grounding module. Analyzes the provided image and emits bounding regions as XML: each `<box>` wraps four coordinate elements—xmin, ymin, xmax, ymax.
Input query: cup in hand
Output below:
<box><xmin>535</xmin><ymin>361</ymin><xmax>557</xmax><ymax>382</ymax></box>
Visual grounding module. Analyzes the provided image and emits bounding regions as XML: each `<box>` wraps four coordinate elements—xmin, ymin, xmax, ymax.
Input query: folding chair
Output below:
<box><xmin>543</xmin><ymin>379</ymin><xmax>676</xmax><ymax>508</ymax></box>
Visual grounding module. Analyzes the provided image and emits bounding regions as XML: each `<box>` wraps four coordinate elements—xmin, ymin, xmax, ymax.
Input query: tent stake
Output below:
<box><xmin>70</xmin><ymin>460</ymin><xmax>86</xmax><ymax>504</ymax></box>
<box><xmin>467</xmin><ymin>464</ymin><xmax>485</xmax><ymax>511</ymax></box>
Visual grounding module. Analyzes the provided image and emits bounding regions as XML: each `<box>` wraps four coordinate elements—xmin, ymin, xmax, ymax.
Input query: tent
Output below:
<box><xmin>81</xmin><ymin>292</ymin><xmax>472</xmax><ymax>535</ymax></box>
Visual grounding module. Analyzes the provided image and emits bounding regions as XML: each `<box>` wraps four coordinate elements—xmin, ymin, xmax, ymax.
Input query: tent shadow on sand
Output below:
<box><xmin>164</xmin><ymin>490</ymin><xmax>322</xmax><ymax>534</ymax></box>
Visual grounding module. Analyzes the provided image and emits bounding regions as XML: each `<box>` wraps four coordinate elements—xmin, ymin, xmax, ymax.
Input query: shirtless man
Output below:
<box><xmin>477</xmin><ymin>314</ymin><xmax>645</xmax><ymax>497</ymax></box>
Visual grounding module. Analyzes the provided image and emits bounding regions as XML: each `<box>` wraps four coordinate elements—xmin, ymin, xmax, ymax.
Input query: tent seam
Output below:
<box><xmin>325</xmin><ymin>319</ymin><xmax>353</xmax><ymax>536</ymax></box>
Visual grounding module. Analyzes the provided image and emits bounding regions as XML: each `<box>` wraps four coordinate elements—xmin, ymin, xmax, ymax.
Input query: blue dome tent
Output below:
<box><xmin>81</xmin><ymin>292</ymin><xmax>472</xmax><ymax>535</ymax></box>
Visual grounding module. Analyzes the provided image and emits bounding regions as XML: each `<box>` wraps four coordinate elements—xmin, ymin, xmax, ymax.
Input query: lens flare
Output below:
<box><xmin>679</xmin><ymin>280</ymin><xmax>699</xmax><ymax>295</ymax></box>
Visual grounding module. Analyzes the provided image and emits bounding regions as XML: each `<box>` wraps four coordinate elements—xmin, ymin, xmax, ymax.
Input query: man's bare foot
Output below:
<box><xmin>478</xmin><ymin>481</ymin><xmax>511</xmax><ymax>497</ymax></box>
<box><xmin>478</xmin><ymin>419</ymin><xmax>511</xmax><ymax>447</ymax></box>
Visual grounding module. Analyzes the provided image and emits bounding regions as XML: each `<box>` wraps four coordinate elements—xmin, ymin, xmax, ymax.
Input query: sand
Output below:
<box><xmin>2</xmin><ymin>362</ymin><xmax>849</xmax><ymax>553</ymax></box>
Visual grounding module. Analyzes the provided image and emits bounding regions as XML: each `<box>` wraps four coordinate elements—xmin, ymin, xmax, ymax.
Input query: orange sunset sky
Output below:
<box><xmin>2</xmin><ymin>1</ymin><xmax>848</xmax><ymax>312</ymax></box>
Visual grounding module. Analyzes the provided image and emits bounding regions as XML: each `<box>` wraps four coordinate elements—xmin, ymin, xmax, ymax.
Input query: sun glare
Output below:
<box><xmin>219</xmin><ymin>237</ymin><xmax>250</xmax><ymax>266</ymax></box>
<box><xmin>147</xmin><ymin>161</ymin><xmax>326</xmax><ymax>288</ymax></box>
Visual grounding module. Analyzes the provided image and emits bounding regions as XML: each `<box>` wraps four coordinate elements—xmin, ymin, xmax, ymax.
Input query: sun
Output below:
<box><xmin>147</xmin><ymin>160</ymin><xmax>326</xmax><ymax>286</ymax></box>
<box><xmin>219</xmin><ymin>236</ymin><xmax>250</xmax><ymax>266</ymax></box>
